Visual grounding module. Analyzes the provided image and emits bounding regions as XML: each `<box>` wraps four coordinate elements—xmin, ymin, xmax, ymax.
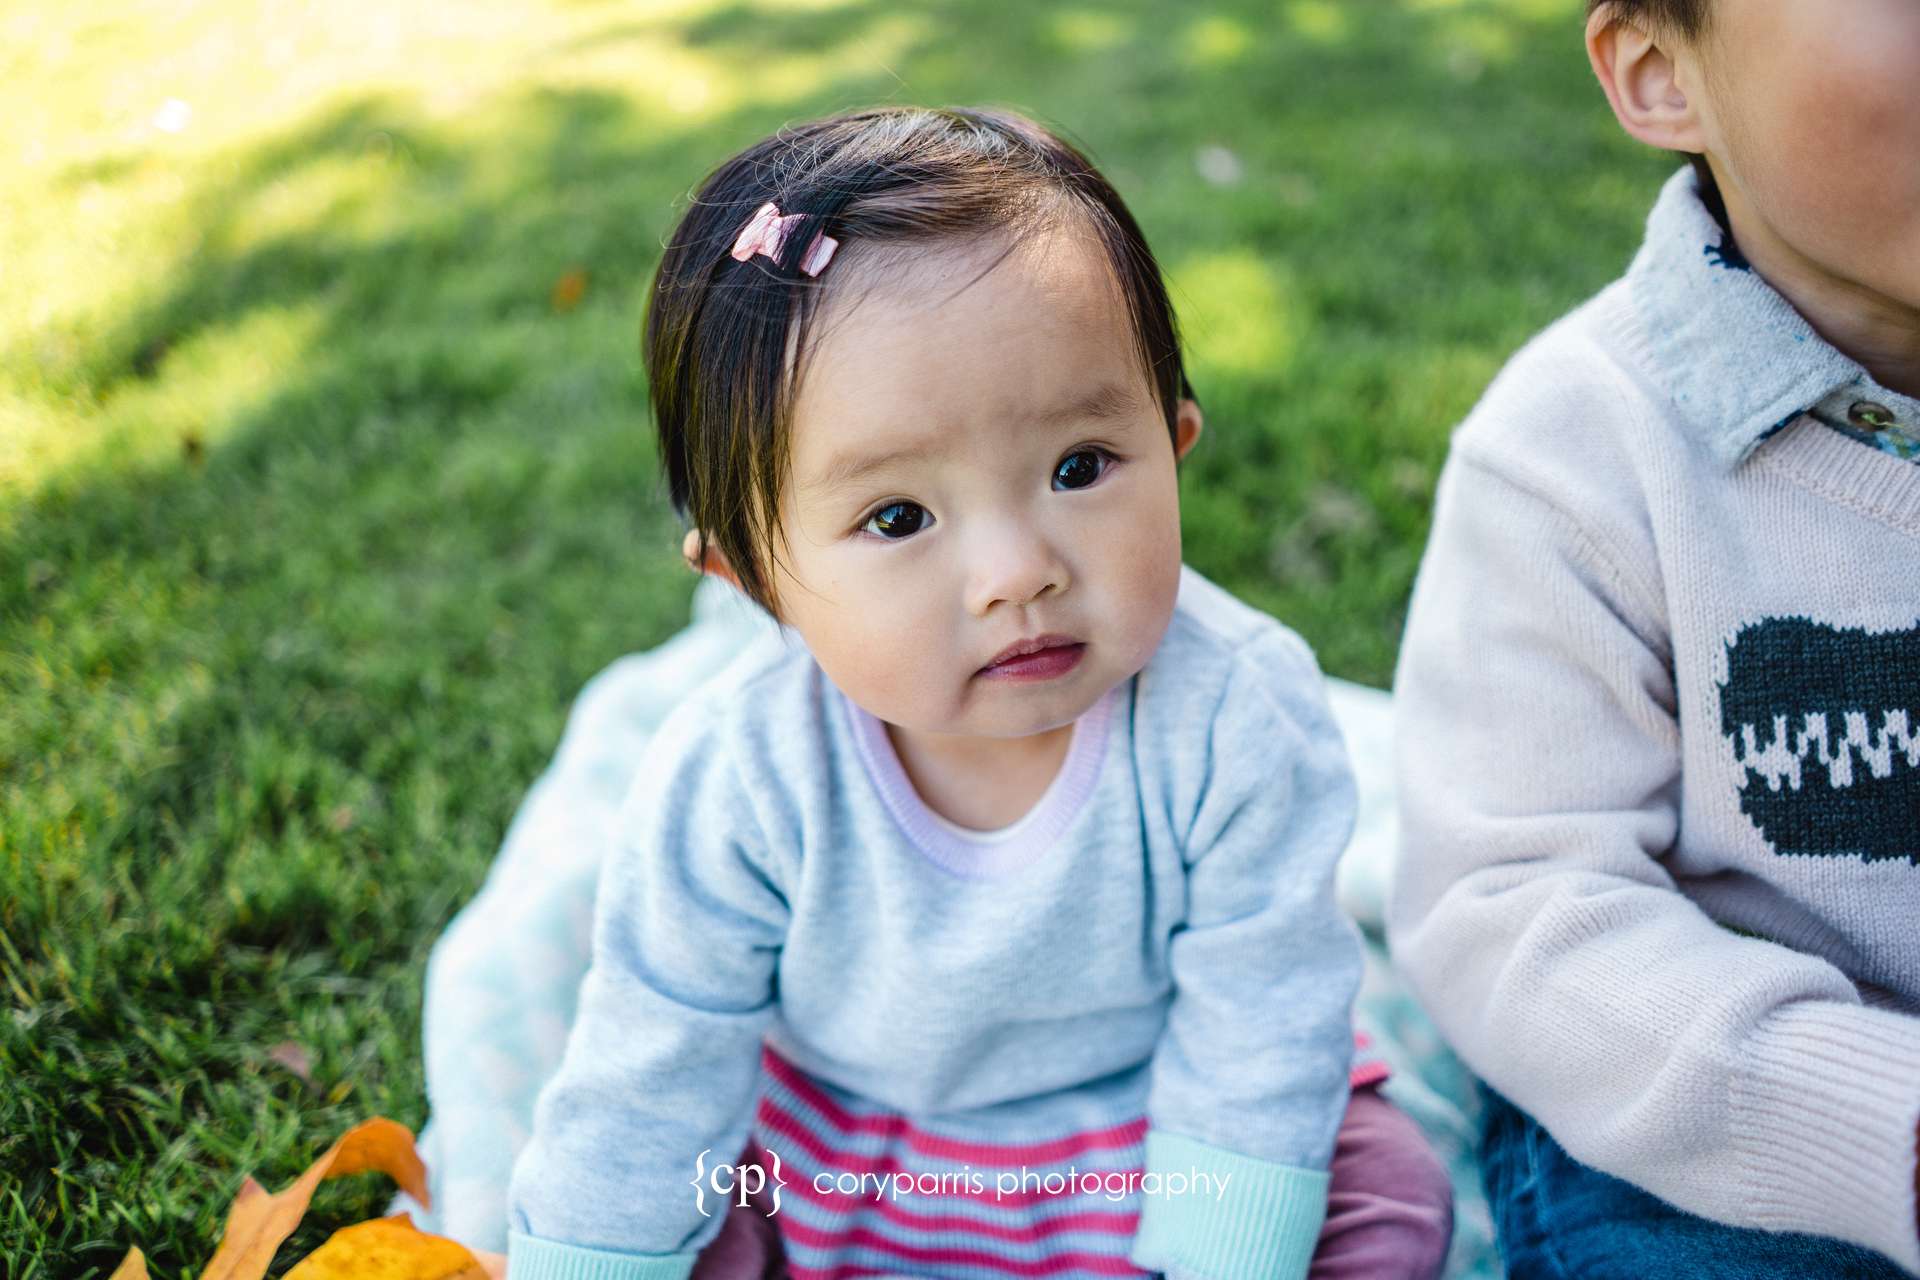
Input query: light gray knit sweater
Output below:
<box><xmin>1390</xmin><ymin>167</ymin><xmax>1920</xmax><ymax>1272</ymax></box>
<box><xmin>508</xmin><ymin>566</ymin><xmax>1367</xmax><ymax>1280</ymax></box>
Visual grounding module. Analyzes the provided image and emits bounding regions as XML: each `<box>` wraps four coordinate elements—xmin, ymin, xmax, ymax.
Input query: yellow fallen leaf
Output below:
<box><xmin>309</xmin><ymin>1117</ymin><xmax>428</xmax><ymax>1204</ymax></box>
<box><xmin>198</xmin><ymin>1117</ymin><xmax>431</xmax><ymax>1280</ymax></box>
<box><xmin>283</xmin><ymin>1213</ymin><xmax>487</xmax><ymax>1280</ymax></box>
<box><xmin>109</xmin><ymin>1247</ymin><xmax>147</xmax><ymax>1279</ymax></box>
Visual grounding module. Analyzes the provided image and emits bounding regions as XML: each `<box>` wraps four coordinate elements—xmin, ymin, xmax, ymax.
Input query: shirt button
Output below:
<box><xmin>1848</xmin><ymin>400</ymin><xmax>1896</xmax><ymax>431</ymax></box>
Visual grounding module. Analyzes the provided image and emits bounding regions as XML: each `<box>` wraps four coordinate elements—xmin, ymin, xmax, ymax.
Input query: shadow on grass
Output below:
<box><xmin>0</xmin><ymin>1</ymin><xmax>1672</xmax><ymax>1272</ymax></box>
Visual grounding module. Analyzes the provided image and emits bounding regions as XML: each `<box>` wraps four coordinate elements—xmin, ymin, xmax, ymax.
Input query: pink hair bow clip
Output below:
<box><xmin>730</xmin><ymin>200</ymin><xmax>838</xmax><ymax>277</ymax></box>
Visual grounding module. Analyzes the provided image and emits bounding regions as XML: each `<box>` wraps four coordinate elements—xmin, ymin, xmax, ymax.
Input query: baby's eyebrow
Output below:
<box><xmin>803</xmin><ymin>382</ymin><xmax>1145</xmax><ymax>497</ymax></box>
<box><xmin>803</xmin><ymin>438</ymin><xmax>943</xmax><ymax>497</ymax></box>
<box><xmin>1033</xmin><ymin>381</ymin><xmax>1142</xmax><ymax>430</ymax></box>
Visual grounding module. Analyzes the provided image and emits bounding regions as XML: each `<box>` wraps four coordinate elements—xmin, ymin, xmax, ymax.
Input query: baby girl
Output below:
<box><xmin>496</xmin><ymin>105</ymin><xmax>1452</xmax><ymax>1280</ymax></box>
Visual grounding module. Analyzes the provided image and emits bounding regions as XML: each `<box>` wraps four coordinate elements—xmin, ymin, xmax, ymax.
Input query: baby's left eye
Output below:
<box><xmin>1052</xmin><ymin>449</ymin><xmax>1110</xmax><ymax>491</ymax></box>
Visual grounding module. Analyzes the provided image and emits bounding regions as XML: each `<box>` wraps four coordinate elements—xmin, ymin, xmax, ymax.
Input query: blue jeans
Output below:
<box><xmin>1478</xmin><ymin>1083</ymin><xmax>1913</xmax><ymax>1279</ymax></box>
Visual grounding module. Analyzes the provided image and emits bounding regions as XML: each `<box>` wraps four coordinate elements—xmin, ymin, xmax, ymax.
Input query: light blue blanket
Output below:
<box><xmin>400</xmin><ymin>578</ymin><xmax>1502</xmax><ymax>1278</ymax></box>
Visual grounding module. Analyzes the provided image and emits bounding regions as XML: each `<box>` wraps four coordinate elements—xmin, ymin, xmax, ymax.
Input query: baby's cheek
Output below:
<box><xmin>1093</xmin><ymin>501</ymin><xmax>1184</xmax><ymax>663</ymax></box>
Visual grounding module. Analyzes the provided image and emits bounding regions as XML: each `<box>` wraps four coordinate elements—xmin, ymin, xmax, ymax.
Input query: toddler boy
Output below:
<box><xmin>1389</xmin><ymin>1</ymin><xmax>1920</xmax><ymax>1274</ymax></box>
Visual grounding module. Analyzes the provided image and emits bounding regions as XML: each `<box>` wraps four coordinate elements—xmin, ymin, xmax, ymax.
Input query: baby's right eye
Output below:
<box><xmin>861</xmin><ymin>501</ymin><xmax>931</xmax><ymax>540</ymax></box>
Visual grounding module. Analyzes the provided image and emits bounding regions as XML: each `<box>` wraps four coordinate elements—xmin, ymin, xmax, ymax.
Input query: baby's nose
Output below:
<box><xmin>965</xmin><ymin>528</ymin><xmax>1070</xmax><ymax>615</ymax></box>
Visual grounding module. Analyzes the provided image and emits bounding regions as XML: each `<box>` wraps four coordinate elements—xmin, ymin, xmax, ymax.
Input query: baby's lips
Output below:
<box><xmin>979</xmin><ymin>633</ymin><xmax>1082</xmax><ymax>672</ymax></box>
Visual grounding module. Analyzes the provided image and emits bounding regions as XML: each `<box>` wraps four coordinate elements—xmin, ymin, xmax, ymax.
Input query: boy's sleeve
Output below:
<box><xmin>505</xmin><ymin>696</ymin><xmax>790</xmax><ymax>1280</ymax></box>
<box><xmin>1129</xmin><ymin>628</ymin><xmax>1364</xmax><ymax>1280</ymax></box>
<box><xmin>1389</xmin><ymin>447</ymin><xmax>1920</xmax><ymax>1274</ymax></box>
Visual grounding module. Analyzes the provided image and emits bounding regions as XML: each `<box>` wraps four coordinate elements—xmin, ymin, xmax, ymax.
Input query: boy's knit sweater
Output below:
<box><xmin>1389</xmin><ymin>166</ymin><xmax>1920</xmax><ymax>1272</ymax></box>
<box><xmin>507</xmin><ymin>566</ymin><xmax>1370</xmax><ymax>1280</ymax></box>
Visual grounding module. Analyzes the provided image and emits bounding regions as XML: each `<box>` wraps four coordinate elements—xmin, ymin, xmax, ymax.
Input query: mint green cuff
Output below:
<box><xmin>507</xmin><ymin>1231</ymin><xmax>699</xmax><ymax>1280</ymax></box>
<box><xmin>1128</xmin><ymin>1130</ymin><xmax>1331</xmax><ymax>1280</ymax></box>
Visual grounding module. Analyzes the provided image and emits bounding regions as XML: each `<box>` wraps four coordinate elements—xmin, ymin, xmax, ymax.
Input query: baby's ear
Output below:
<box><xmin>680</xmin><ymin>528</ymin><xmax>743</xmax><ymax>592</ymax></box>
<box><xmin>1174</xmin><ymin>398</ymin><xmax>1204</xmax><ymax>462</ymax></box>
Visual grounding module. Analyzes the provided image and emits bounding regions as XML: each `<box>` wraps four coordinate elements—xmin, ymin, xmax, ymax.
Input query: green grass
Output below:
<box><xmin>1</xmin><ymin>0</ymin><xmax>1676</xmax><ymax>1273</ymax></box>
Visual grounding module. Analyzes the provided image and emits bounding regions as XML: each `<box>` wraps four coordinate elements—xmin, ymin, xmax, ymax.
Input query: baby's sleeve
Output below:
<box><xmin>1129</xmin><ymin>628</ymin><xmax>1364</xmax><ymax>1280</ymax></box>
<box><xmin>505</xmin><ymin>693</ymin><xmax>789</xmax><ymax>1280</ymax></box>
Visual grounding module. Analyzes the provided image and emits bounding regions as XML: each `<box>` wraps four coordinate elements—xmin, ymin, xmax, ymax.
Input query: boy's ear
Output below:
<box><xmin>680</xmin><ymin>527</ymin><xmax>742</xmax><ymax>592</ymax></box>
<box><xmin>1173</xmin><ymin>398</ymin><xmax>1204</xmax><ymax>462</ymax></box>
<box><xmin>1586</xmin><ymin>9</ymin><xmax>1711</xmax><ymax>155</ymax></box>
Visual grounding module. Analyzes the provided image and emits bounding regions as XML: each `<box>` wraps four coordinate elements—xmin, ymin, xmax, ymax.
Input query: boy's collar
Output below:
<box><xmin>1625</xmin><ymin>166</ymin><xmax>1920</xmax><ymax>469</ymax></box>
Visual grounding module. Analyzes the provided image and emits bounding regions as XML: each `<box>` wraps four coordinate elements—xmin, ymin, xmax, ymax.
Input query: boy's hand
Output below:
<box><xmin>476</xmin><ymin>1250</ymin><xmax>506</xmax><ymax>1279</ymax></box>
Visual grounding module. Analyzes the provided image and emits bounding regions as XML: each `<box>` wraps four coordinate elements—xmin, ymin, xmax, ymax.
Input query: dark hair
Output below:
<box><xmin>1586</xmin><ymin>0</ymin><xmax>1708</xmax><ymax>37</ymax></box>
<box><xmin>643</xmin><ymin>105</ymin><xmax>1194</xmax><ymax>616</ymax></box>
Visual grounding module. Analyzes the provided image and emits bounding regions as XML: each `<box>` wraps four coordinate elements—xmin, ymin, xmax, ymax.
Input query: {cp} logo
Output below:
<box><xmin>689</xmin><ymin>1148</ymin><xmax>785</xmax><ymax>1217</ymax></box>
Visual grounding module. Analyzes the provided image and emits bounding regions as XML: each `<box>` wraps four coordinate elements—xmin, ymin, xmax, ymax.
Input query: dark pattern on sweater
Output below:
<box><xmin>1720</xmin><ymin>617</ymin><xmax>1920</xmax><ymax>863</ymax></box>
